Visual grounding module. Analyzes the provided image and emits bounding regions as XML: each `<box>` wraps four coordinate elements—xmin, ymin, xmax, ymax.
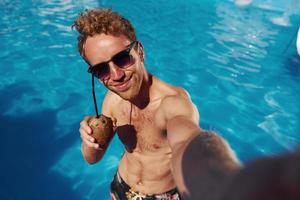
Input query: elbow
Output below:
<box><xmin>85</xmin><ymin>157</ymin><xmax>99</xmax><ymax>165</ymax></box>
<box><xmin>81</xmin><ymin>143</ymin><xmax>102</xmax><ymax>164</ymax></box>
<box><xmin>83</xmin><ymin>153</ymin><xmax>102</xmax><ymax>165</ymax></box>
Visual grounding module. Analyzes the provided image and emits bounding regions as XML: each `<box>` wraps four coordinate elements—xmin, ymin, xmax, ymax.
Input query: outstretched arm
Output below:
<box><xmin>163</xmin><ymin>94</ymin><xmax>241</xmax><ymax>199</ymax></box>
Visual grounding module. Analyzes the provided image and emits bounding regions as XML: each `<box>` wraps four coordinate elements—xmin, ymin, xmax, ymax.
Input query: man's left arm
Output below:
<box><xmin>162</xmin><ymin>94</ymin><xmax>241</xmax><ymax>199</ymax></box>
<box><xmin>161</xmin><ymin>94</ymin><xmax>200</xmax><ymax>195</ymax></box>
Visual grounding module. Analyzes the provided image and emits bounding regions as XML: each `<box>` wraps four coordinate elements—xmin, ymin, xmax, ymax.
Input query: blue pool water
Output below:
<box><xmin>0</xmin><ymin>0</ymin><xmax>300</xmax><ymax>199</ymax></box>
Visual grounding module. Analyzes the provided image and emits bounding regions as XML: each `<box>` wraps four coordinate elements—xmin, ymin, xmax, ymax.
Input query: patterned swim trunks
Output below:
<box><xmin>110</xmin><ymin>172</ymin><xmax>181</xmax><ymax>200</ymax></box>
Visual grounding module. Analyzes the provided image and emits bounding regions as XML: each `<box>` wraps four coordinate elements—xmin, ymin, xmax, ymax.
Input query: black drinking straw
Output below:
<box><xmin>92</xmin><ymin>75</ymin><xmax>99</xmax><ymax>118</ymax></box>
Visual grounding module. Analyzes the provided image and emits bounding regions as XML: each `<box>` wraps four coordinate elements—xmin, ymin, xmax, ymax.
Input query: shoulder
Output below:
<box><xmin>101</xmin><ymin>91</ymin><xmax>122</xmax><ymax>117</ymax></box>
<box><xmin>161</xmin><ymin>87</ymin><xmax>190</xmax><ymax>105</ymax></box>
<box><xmin>154</xmin><ymin>76</ymin><xmax>190</xmax><ymax>100</ymax></box>
<box><xmin>154</xmin><ymin>78</ymin><xmax>199</xmax><ymax>125</ymax></box>
<box><xmin>160</xmin><ymin>90</ymin><xmax>199</xmax><ymax>124</ymax></box>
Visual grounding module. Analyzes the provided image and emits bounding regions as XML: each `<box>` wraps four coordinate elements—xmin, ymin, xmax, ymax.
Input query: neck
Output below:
<box><xmin>130</xmin><ymin>73</ymin><xmax>153</xmax><ymax>109</ymax></box>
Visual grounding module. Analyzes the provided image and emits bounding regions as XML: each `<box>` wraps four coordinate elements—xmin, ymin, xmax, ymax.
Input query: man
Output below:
<box><xmin>74</xmin><ymin>8</ymin><xmax>239</xmax><ymax>199</ymax></box>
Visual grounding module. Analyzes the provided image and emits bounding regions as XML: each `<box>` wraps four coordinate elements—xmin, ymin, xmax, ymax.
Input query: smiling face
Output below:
<box><xmin>84</xmin><ymin>34</ymin><xmax>145</xmax><ymax>101</ymax></box>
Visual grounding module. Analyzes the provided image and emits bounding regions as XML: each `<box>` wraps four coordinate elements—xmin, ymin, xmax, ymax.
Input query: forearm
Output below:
<box><xmin>172</xmin><ymin>131</ymin><xmax>241</xmax><ymax>199</ymax></box>
<box><xmin>171</xmin><ymin>134</ymin><xmax>198</xmax><ymax>198</ymax></box>
<box><xmin>81</xmin><ymin>142</ymin><xmax>105</xmax><ymax>164</ymax></box>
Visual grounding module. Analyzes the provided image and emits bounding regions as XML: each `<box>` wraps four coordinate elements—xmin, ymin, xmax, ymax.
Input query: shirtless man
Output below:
<box><xmin>74</xmin><ymin>8</ymin><xmax>238</xmax><ymax>199</ymax></box>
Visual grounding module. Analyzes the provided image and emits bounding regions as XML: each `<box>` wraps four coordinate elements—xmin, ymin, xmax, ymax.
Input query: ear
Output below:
<box><xmin>138</xmin><ymin>42</ymin><xmax>145</xmax><ymax>62</ymax></box>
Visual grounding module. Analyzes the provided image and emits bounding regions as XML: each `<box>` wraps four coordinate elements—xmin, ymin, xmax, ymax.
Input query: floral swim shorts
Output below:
<box><xmin>110</xmin><ymin>172</ymin><xmax>181</xmax><ymax>200</ymax></box>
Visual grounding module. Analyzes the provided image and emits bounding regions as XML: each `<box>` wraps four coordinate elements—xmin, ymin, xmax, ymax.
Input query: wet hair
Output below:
<box><xmin>73</xmin><ymin>8</ymin><xmax>136</xmax><ymax>57</ymax></box>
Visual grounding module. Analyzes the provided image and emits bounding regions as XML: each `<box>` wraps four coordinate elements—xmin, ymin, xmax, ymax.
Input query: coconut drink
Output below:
<box><xmin>88</xmin><ymin>114</ymin><xmax>114</xmax><ymax>148</ymax></box>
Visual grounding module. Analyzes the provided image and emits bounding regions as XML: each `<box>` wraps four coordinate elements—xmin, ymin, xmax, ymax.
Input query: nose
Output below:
<box><xmin>109</xmin><ymin>62</ymin><xmax>125</xmax><ymax>81</ymax></box>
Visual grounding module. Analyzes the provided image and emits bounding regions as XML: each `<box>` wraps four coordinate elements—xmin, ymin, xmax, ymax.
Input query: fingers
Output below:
<box><xmin>80</xmin><ymin>130</ymin><xmax>103</xmax><ymax>150</ymax></box>
<box><xmin>79</xmin><ymin>116</ymin><xmax>99</xmax><ymax>149</ymax></box>
<box><xmin>80</xmin><ymin>116</ymin><xmax>92</xmax><ymax>134</ymax></box>
<box><xmin>79</xmin><ymin>127</ymin><xmax>97</xmax><ymax>147</ymax></box>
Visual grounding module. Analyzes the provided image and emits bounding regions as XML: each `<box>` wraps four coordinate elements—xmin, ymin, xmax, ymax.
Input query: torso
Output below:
<box><xmin>108</xmin><ymin>77</ymin><xmax>187</xmax><ymax>195</ymax></box>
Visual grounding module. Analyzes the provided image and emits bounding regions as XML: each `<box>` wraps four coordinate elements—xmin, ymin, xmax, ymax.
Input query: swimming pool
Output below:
<box><xmin>0</xmin><ymin>0</ymin><xmax>299</xmax><ymax>199</ymax></box>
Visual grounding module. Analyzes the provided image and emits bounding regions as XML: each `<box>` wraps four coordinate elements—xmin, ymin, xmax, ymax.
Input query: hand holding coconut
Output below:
<box><xmin>79</xmin><ymin>115</ymin><xmax>116</xmax><ymax>151</ymax></box>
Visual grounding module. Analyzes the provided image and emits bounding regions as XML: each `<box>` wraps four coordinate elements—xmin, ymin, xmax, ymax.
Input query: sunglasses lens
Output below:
<box><xmin>113</xmin><ymin>51</ymin><xmax>134</xmax><ymax>69</ymax></box>
<box><xmin>92</xmin><ymin>64</ymin><xmax>110</xmax><ymax>79</ymax></box>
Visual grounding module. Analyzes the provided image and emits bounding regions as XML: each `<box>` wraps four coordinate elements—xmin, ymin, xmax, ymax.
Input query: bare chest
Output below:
<box><xmin>114</xmin><ymin>104</ymin><xmax>168</xmax><ymax>152</ymax></box>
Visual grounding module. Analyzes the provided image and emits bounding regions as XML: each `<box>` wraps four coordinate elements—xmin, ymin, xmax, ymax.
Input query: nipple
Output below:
<box><xmin>137</xmin><ymin>181</ymin><xmax>142</xmax><ymax>185</ymax></box>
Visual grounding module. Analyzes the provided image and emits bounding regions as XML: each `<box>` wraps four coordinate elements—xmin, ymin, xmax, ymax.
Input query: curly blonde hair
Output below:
<box><xmin>73</xmin><ymin>8</ymin><xmax>137</xmax><ymax>57</ymax></box>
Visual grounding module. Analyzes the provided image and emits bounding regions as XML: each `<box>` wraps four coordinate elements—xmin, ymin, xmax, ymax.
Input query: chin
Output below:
<box><xmin>109</xmin><ymin>73</ymin><xmax>144</xmax><ymax>101</ymax></box>
<box><xmin>120</xmin><ymin>78</ymin><xmax>143</xmax><ymax>101</ymax></box>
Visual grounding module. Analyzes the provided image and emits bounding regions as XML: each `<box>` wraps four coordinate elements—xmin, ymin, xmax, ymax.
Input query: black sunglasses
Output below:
<box><xmin>87</xmin><ymin>41</ymin><xmax>137</xmax><ymax>80</ymax></box>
